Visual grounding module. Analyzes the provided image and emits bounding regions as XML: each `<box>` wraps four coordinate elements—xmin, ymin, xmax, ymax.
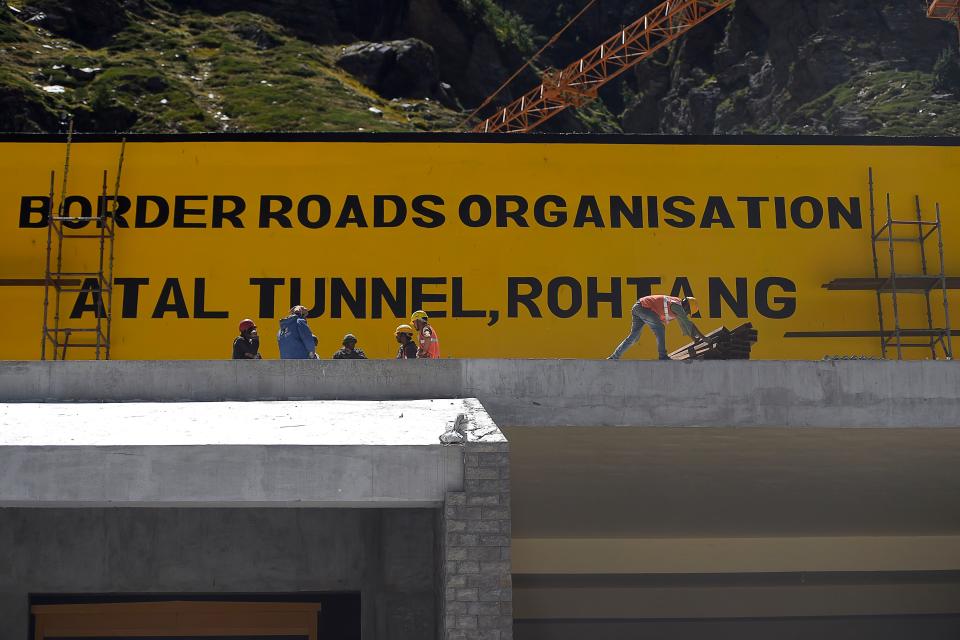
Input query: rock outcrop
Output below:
<box><xmin>336</xmin><ymin>38</ymin><xmax>439</xmax><ymax>99</ymax></box>
<box><xmin>1</xmin><ymin>0</ymin><xmax>958</xmax><ymax>134</ymax></box>
<box><xmin>617</xmin><ymin>0</ymin><xmax>958</xmax><ymax>134</ymax></box>
<box><xmin>28</xmin><ymin>0</ymin><xmax>130</xmax><ymax>49</ymax></box>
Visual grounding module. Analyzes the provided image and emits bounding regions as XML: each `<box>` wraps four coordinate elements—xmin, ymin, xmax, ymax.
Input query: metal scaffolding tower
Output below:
<box><xmin>868</xmin><ymin>181</ymin><xmax>953</xmax><ymax>359</ymax></box>
<box><xmin>40</xmin><ymin>123</ymin><xmax>126</xmax><ymax>360</ymax></box>
<box><xmin>785</xmin><ymin>168</ymin><xmax>956</xmax><ymax>359</ymax></box>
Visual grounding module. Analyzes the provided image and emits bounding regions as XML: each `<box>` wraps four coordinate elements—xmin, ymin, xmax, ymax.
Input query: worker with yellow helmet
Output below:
<box><xmin>410</xmin><ymin>310</ymin><xmax>440</xmax><ymax>359</ymax></box>
<box><xmin>394</xmin><ymin>324</ymin><xmax>418</xmax><ymax>359</ymax></box>
<box><xmin>608</xmin><ymin>294</ymin><xmax>709</xmax><ymax>361</ymax></box>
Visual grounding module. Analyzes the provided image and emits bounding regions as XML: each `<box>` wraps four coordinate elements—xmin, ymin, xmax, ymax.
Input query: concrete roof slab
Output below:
<box><xmin>0</xmin><ymin>399</ymin><xmax>495</xmax><ymax>446</ymax></box>
<box><xmin>0</xmin><ymin>399</ymin><xmax>500</xmax><ymax>507</ymax></box>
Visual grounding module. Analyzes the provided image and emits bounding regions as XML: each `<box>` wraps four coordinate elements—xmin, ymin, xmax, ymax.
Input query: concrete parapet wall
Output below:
<box><xmin>2</xmin><ymin>359</ymin><xmax>958</xmax><ymax>428</ymax></box>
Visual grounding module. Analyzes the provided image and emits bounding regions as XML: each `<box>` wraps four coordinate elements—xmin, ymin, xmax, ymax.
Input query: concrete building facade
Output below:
<box><xmin>2</xmin><ymin>507</ymin><xmax>434</xmax><ymax>638</ymax></box>
<box><xmin>0</xmin><ymin>396</ymin><xmax>512</xmax><ymax>640</ymax></box>
<box><xmin>2</xmin><ymin>359</ymin><xmax>960</xmax><ymax>639</ymax></box>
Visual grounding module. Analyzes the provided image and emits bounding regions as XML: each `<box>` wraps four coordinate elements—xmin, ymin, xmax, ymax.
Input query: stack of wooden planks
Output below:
<box><xmin>668</xmin><ymin>322</ymin><xmax>758</xmax><ymax>360</ymax></box>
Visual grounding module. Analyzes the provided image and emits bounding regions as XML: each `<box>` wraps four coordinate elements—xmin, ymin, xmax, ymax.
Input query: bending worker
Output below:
<box><xmin>411</xmin><ymin>310</ymin><xmax>440</xmax><ymax>358</ymax></box>
<box><xmin>608</xmin><ymin>294</ymin><xmax>709</xmax><ymax>361</ymax></box>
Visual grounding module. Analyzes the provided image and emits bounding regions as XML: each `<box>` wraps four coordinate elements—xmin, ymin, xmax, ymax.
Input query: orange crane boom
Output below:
<box><xmin>927</xmin><ymin>0</ymin><xmax>960</xmax><ymax>43</ymax></box>
<box><xmin>472</xmin><ymin>0</ymin><xmax>733</xmax><ymax>133</ymax></box>
<box><xmin>928</xmin><ymin>0</ymin><xmax>960</xmax><ymax>22</ymax></box>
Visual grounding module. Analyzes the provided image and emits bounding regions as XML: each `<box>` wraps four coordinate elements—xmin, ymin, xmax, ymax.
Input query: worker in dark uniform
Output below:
<box><xmin>332</xmin><ymin>333</ymin><xmax>367</xmax><ymax>359</ymax></box>
<box><xmin>232</xmin><ymin>319</ymin><xmax>262</xmax><ymax>359</ymax></box>
<box><xmin>395</xmin><ymin>324</ymin><xmax>418</xmax><ymax>359</ymax></box>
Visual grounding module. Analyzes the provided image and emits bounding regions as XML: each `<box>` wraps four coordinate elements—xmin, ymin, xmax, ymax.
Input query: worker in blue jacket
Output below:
<box><xmin>277</xmin><ymin>305</ymin><xmax>317</xmax><ymax>359</ymax></box>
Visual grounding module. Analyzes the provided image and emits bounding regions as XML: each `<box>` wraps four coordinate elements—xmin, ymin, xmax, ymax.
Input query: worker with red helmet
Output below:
<box><xmin>394</xmin><ymin>324</ymin><xmax>418</xmax><ymax>359</ymax></box>
<box><xmin>411</xmin><ymin>310</ymin><xmax>440</xmax><ymax>358</ymax></box>
<box><xmin>232</xmin><ymin>318</ymin><xmax>262</xmax><ymax>360</ymax></box>
<box><xmin>608</xmin><ymin>295</ymin><xmax>710</xmax><ymax>360</ymax></box>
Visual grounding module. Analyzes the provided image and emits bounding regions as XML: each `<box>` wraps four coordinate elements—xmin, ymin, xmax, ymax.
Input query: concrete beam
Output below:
<box><xmin>2</xmin><ymin>359</ymin><xmax>958</xmax><ymax>428</ymax></box>
<box><xmin>512</xmin><ymin>536</ymin><xmax>960</xmax><ymax>574</ymax></box>
<box><xmin>0</xmin><ymin>399</ymin><xmax>498</xmax><ymax>507</ymax></box>
<box><xmin>514</xmin><ymin>583</ymin><xmax>960</xmax><ymax>620</ymax></box>
<box><xmin>513</xmin><ymin>537</ymin><xmax>960</xmax><ymax>622</ymax></box>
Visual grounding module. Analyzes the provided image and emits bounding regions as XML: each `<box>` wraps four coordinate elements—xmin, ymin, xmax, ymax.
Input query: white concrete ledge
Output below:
<box><xmin>0</xmin><ymin>399</ymin><xmax>498</xmax><ymax>507</ymax></box>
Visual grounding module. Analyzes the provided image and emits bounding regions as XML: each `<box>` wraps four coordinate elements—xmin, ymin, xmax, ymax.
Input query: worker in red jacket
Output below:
<box><xmin>608</xmin><ymin>295</ymin><xmax>709</xmax><ymax>360</ymax></box>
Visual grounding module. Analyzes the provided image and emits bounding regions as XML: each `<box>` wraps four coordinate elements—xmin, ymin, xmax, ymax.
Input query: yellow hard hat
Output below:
<box><xmin>410</xmin><ymin>310</ymin><xmax>429</xmax><ymax>324</ymax></box>
<box><xmin>684</xmin><ymin>296</ymin><xmax>699</xmax><ymax>316</ymax></box>
<box><xmin>395</xmin><ymin>324</ymin><xmax>414</xmax><ymax>336</ymax></box>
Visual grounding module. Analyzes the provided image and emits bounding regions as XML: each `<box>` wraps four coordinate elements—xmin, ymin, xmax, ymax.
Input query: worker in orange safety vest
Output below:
<box><xmin>608</xmin><ymin>295</ymin><xmax>710</xmax><ymax>360</ymax></box>
<box><xmin>411</xmin><ymin>310</ymin><xmax>440</xmax><ymax>358</ymax></box>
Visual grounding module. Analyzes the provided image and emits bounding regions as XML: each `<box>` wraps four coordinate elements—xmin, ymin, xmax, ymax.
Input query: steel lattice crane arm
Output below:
<box><xmin>928</xmin><ymin>0</ymin><xmax>960</xmax><ymax>22</ymax></box>
<box><xmin>472</xmin><ymin>0</ymin><xmax>733</xmax><ymax>133</ymax></box>
<box><xmin>927</xmin><ymin>0</ymin><xmax>960</xmax><ymax>44</ymax></box>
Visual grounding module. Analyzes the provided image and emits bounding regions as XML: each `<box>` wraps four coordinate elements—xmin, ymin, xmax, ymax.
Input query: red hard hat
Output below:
<box><xmin>238</xmin><ymin>319</ymin><xmax>256</xmax><ymax>333</ymax></box>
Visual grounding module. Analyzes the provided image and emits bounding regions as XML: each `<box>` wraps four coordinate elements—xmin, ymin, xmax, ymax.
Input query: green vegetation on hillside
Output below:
<box><xmin>791</xmin><ymin>69</ymin><xmax>960</xmax><ymax>136</ymax></box>
<box><xmin>0</xmin><ymin>1</ymin><xmax>461</xmax><ymax>132</ymax></box>
<box><xmin>1</xmin><ymin>0</ymin><xmax>959</xmax><ymax>135</ymax></box>
<box><xmin>455</xmin><ymin>0</ymin><xmax>536</xmax><ymax>55</ymax></box>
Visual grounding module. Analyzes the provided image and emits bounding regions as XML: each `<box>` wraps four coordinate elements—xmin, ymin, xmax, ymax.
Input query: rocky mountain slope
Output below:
<box><xmin>1</xmin><ymin>0</ymin><xmax>959</xmax><ymax>135</ymax></box>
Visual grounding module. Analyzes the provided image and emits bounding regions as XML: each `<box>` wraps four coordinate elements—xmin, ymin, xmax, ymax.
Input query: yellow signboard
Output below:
<box><xmin>2</xmin><ymin>134</ymin><xmax>958</xmax><ymax>360</ymax></box>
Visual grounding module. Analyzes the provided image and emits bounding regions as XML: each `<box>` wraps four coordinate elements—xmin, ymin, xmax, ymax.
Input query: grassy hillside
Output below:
<box><xmin>1</xmin><ymin>0</ymin><xmax>959</xmax><ymax>135</ymax></box>
<box><xmin>0</xmin><ymin>1</ymin><xmax>460</xmax><ymax>132</ymax></box>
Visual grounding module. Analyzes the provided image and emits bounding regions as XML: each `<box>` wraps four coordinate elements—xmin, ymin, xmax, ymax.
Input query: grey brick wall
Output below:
<box><xmin>441</xmin><ymin>437</ymin><xmax>512</xmax><ymax>640</ymax></box>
